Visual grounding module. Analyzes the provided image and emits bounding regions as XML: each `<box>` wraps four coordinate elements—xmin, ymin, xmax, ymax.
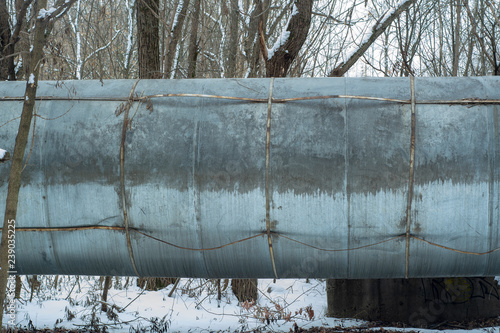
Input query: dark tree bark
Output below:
<box><xmin>226</xmin><ymin>0</ymin><xmax>239</xmax><ymax>77</ymax></box>
<box><xmin>244</xmin><ymin>0</ymin><xmax>269</xmax><ymax>78</ymax></box>
<box><xmin>263</xmin><ymin>0</ymin><xmax>314</xmax><ymax>78</ymax></box>
<box><xmin>0</xmin><ymin>0</ymin><xmax>15</xmax><ymax>80</ymax></box>
<box><xmin>137</xmin><ymin>0</ymin><xmax>161</xmax><ymax>79</ymax></box>
<box><xmin>231</xmin><ymin>279</ymin><xmax>258</xmax><ymax>303</ymax></box>
<box><xmin>101</xmin><ymin>276</ymin><xmax>112</xmax><ymax>312</ymax></box>
<box><xmin>136</xmin><ymin>277</ymin><xmax>176</xmax><ymax>290</ymax></box>
<box><xmin>14</xmin><ymin>275</ymin><xmax>22</xmax><ymax>299</ymax></box>
<box><xmin>327</xmin><ymin>278</ymin><xmax>500</xmax><ymax>326</ymax></box>
<box><xmin>187</xmin><ymin>0</ymin><xmax>201</xmax><ymax>78</ymax></box>
<box><xmin>451</xmin><ymin>0</ymin><xmax>461</xmax><ymax>76</ymax></box>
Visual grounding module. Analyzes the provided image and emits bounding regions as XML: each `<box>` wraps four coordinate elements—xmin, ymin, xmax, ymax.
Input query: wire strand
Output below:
<box><xmin>13</xmin><ymin>226</ymin><xmax>500</xmax><ymax>256</ymax></box>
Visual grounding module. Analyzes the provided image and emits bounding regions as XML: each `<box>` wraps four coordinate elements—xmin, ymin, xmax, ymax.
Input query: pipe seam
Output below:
<box><xmin>405</xmin><ymin>76</ymin><xmax>416</xmax><ymax>279</ymax></box>
<box><xmin>120</xmin><ymin>79</ymin><xmax>141</xmax><ymax>277</ymax></box>
<box><xmin>265</xmin><ymin>78</ymin><xmax>278</xmax><ymax>279</ymax></box>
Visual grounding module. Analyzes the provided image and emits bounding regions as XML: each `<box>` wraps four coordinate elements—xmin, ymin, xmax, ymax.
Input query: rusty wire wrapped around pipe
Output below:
<box><xmin>0</xmin><ymin>77</ymin><xmax>499</xmax><ymax>278</ymax></box>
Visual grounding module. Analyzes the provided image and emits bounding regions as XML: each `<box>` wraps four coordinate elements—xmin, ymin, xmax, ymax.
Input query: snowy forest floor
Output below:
<box><xmin>2</xmin><ymin>277</ymin><xmax>500</xmax><ymax>333</ymax></box>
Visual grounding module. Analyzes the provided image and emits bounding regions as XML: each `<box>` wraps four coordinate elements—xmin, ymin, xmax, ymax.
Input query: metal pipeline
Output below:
<box><xmin>0</xmin><ymin>77</ymin><xmax>499</xmax><ymax>278</ymax></box>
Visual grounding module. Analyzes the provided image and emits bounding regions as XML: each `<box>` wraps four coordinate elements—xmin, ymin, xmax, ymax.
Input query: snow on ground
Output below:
<box><xmin>7</xmin><ymin>277</ymin><xmax>500</xmax><ymax>332</ymax></box>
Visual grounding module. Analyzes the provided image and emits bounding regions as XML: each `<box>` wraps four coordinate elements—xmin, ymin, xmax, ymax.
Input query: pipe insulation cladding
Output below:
<box><xmin>0</xmin><ymin>77</ymin><xmax>500</xmax><ymax>278</ymax></box>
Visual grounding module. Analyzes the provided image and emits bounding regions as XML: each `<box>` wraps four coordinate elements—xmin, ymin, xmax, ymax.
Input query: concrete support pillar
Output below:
<box><xmin>326</xmin><ymin>277</ymin><xmax>500</xmax><ymax>327</ymax></box>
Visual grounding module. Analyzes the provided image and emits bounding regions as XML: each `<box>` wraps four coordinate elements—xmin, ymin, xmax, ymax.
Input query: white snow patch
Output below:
<box><xmin>396</xmin><ymin>0</ymin><xmax>413</xmax><ymax>7</ymax></box>
<box><xmin>10</xmin><ymin>278</ymin><xmax>328</xmax><ymax>331</ymax></box>
<box><xmin>28</xmin><ymin>73</ymin><xmax>35</xmax><ymax>84</ymax></box>
<box><xmin>37</xmin><ymin>7</ymin><xmax>57</xmax><ymax>19</ymax></box>
<box><xmin>268</xmin><ymin>29</ymin><xmax>290</xmax><ymax>60</ymax></box>
<box><xmin>0</xmin><ymin>149</ymin><xmax>6</xmax><ymax>159</ymax></box>
<box><xmin>14</xmin><ymin>59</ymin><xmax>22</xmax><ymax>74</ymax></box>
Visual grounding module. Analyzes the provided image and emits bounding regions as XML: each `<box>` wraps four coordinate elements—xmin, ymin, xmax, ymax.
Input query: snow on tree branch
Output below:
<box><xmin>267</xmin><ymin>4</ymin><xmax>298</xmax><ymax>60</ymax></box>
<box><xmin>262</xmin><ymin>0</ymin><xmax>314</xmax><ymax>77</ymax></box>
<box><xmin>37</xmin><ymin>7</ymin><xmax>56</xmax><ymax>19</ymax></box>
<box><xmin>328</xmin><ymin>0</ymin><xmax>417</xmax><ymax>77</ymax></box>
<box><xmin>37</xmin><ymin>0</ymin><xmax>77</xmax><ymax>21</ymax></box>
<box><xmin>124</xmin><ymin>0</ymin><xmax>134</xmax><ymax>73</ymax></box>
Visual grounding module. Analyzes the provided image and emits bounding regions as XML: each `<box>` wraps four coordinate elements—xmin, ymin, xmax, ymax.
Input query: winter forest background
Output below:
<box><xmin>1</xmin><ymin>0</ymin><xmax>500</xmax><ymax>331</ymax></box>
<box><xmin>1</xmin><ymin>0</ymin><xmax>500</xmax><ymax>82</ymax></box>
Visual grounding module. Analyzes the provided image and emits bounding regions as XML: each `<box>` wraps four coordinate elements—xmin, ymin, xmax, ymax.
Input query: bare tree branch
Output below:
<box><xmin>328</xmin><ymin>0</ymin><xmax>418</xmax><ymax>77</ymax></box>
<box><xmin>463</xmin><ymin>0</ymin><xmax>495</xmax><ymax>68</ymax></box>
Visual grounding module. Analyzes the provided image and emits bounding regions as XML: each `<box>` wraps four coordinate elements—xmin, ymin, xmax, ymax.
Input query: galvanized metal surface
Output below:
<box><xmin>0</xmin><ymin>77</ymin><xmax>499</xmax><ymax>278</ymax></box>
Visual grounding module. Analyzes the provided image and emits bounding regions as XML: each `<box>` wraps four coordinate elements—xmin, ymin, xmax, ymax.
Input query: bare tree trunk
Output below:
<box><xmin>0</xmin><ymin>1</ymin><xmax>76</xmax><ymax>323</ymax></box>
<box><xmin>452</xmin><ymin>0</ymin><xmax>461</xmax><ymax>76</ymax></box>
<box><xmin>101</xmin><ymin>276</ymin><xmax>112</xmax><ymax>312</ymax></box>
<box><xmin>437</xmin><ymin>0</ymin><xmax>445</xmax><ymax>76</ymax></box>
<box><xmin>136</xmin><ymin>277</ymin><xmax>176</xmax><ymax>290</ymax></box>
<box><xmin>14</xmin><ymin>275</ymin><xmax>21</xmax><ymax>299</ymax></box>
<box><xmin>231</xmin><ymin>279</ymin><xmax>258</xmax><ymax>303</ymax></box>
<box><xmin>187</xmin><ymin>0</ymin><xmax>201</xmax><ymax>78</ymax></box>
<box><xmin>0</xmin><ymin>0</ymin><xmax>15</xmax><ymax>80</ymax></box>
<box><xmin>226</xmin><ymin>0</ymin><xmax>239</xmax><ymax>77</ymax></box>
<box><xmin>0</xmin><ymin>0</ymin><xmax>48</xmax><ymax>322</ymax></box>
<box><xmin>29</xmin><ymin>275</ymin><xmax>38</xmax><ymax>302</ymax></box>
<box><xmin>53</xmin><ymin>275</ymin><xmax>59</xmax><ymax>290</ymax></box>
<box><xmin>263</xmin><ymin>0</ymin><xmax>314</xmax><ymax>77</ymax></box>
<box><xmin>164</xmin><ymin>0</ymin><xmax>190</xmax><ymax>78</ymax></box>
<box><xmin>137</xmin><ymin>0</ymin><xmax>161</xmax><ymax>78</ymax></box>
<box><xmin>217</xmin><ymin>279</ymin><xmax>221</xmax><ymax>301</ymax></box>
<box><xmin>245</xmin><ymin>0</ymin><xmax>268</xmax><ymax>78</ymax></box>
